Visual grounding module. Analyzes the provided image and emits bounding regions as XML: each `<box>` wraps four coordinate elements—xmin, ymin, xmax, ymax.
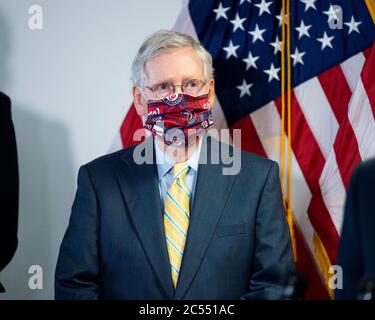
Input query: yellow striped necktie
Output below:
<box><xmin>164</xmin><ymin>162</ymin><xmax>191</xmax><ymax>288</ymax></box>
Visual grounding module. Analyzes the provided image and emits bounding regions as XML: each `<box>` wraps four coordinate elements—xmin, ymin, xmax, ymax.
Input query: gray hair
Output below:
<box><xmin>131</xmin><ymin>30</ymin><xmax>214</xmax><ymax>88</ymax></box>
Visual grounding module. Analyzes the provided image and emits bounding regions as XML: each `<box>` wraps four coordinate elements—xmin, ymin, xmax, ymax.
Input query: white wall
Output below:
<box><xmin>0</xmin><ymin>0</ymin><xmax>184</xmax><ymax>299</ymax></box>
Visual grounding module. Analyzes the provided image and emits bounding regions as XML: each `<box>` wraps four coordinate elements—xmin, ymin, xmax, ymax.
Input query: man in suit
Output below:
<box><xmin>0</xmin><ymin>92</ymin><xmax>19</xmax><ymax>293</ymax></box>
<box><xmin>55</xmin><ymin>30</ymin><xmax>294</xmax><ymax>300</ymax></box>
<box><xmin>336</xmin><ymin>158</ymin><xmax>375</xmax><ymax>299</ymax></box>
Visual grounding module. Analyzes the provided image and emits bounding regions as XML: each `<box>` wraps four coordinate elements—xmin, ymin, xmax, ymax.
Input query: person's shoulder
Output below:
<box><xmin>356</xmin><ymin>157</ymin><xmax>375</xmax><ymax>174</ymax></box>
<box><xmin>352</xmin><ymin>157</ymin><xmax>375</xmax><ymax>186</ymax></box>
<box><xmin>83</xmin><ymin>143</ymin><xmax>138</xmax><ymax>172</ymax></box>
<box><xmin>207</xmin><ymin>135</ymin><xmax>277</xmax><ymax>181</ymax></box>
<box><xmin>213</xmin><ymin>135</ymin><xmax>276</xmax><ymax>169</ymax></box>
<box><xmin>0</xmin><ymin>92</ymin><xmax>11</xmax><ymax>110</ymax></box>
<box><xmin>239</xmin><ymin>146</ymin><xmax>274</xmax><ymax>166</ymax></box>
<box><xmin>238</xmin><ymin>147</ymin><xmax>278</xmax><ymax>179</ymax></box>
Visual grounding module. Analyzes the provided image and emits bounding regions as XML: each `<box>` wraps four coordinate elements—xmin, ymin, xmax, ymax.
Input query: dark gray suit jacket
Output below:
<box><xmin>336</xmin><ymin>158</ymin><xmax>375</xmax><ymax>299</ymax></box>
<box><xmin>55</xmin><ymin>134</ymin><xmax>294</xmax><ymax>299</ymax></box>
<box><xmin>0</xmin><ymin>92</ymin><xmax>19</xmax><ymax>293</ymax></box>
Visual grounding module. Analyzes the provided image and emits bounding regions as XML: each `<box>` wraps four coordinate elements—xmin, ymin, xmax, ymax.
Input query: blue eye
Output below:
<box><xmin>185</xmin><ymin>80</ymin><xmax>199</xmax><ymax>88</ymax></box>
<box><xmin>183</xmin><ymin>80</ymin><xmax>205</xmax><ymax>94</ymax></box>
<box><xmin>158</xmin><ymin>83</ymin><xmax>168</xmax><ymax>90</ymax></box>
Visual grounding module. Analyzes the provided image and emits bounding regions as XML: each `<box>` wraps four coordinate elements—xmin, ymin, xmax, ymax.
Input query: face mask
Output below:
<box><xmin>144</xmin><ymin>92</ymin><xmax>213</xmax><ymax>146</ymax></box>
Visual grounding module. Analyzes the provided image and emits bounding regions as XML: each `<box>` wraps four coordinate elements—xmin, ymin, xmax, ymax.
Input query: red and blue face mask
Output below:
<box><xmin>144</xmin><ymin>92</ymin><xmax>213</xmax><ymax>146</ymax></box>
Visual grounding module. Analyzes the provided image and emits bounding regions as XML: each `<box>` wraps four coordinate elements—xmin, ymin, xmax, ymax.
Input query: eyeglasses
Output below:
<box><xmin>144</xmin><ymin>79</ymin><xmax>207</xmax><ymax>99</ymax></box>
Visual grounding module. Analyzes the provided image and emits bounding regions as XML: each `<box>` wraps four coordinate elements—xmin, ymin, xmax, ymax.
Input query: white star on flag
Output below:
<box><xmin>317</xmin><ymin>31</ymin><xmax>335</xmax><ymax>50</ymax></box>
<box><xmin>255</xmin><ymin>0</ymin><xmax>272</xmax><ymax>16</ymax></box>
<box><xmin>213</xmin><ymin>2</ymin><xmax>230</xmax><ymax>21</ymax></box>
<box><xmin>323</xmin><ymin>4</ymin><xmax>339</xmax><ymax>23</ymax></box>
<box><xmin>236</xmin><ymin>79</ymin><xmax>253</xmax><ymax>98</ymax></box>
<box><xmin>291</xmin><ymin>47</ymin><xmax>306</xmax><ymax>66</ymax></box>
<box><xmin>264</xmin><ymin>63</ymin><xmax>280</xmax><ymax>82</ymax></box>
<box><xmin>345</xmin><ymin>16</ymin><xmax>362</xmax><ymax>34</ymax></box>
<box><xmin>270</xmin><ymin>35</ymin><xmax>282</xmax><ymax>55</ymax></box>
<box><xmin>230</xmin><ymin>13</ymin><xmax>246</xmax><ymax>32</ymax></box>
<box><xmin>242</xmin><ymin>51</ymin><xmax>259</xmax><ymax>70</ymax></box>
<box><xmin>276</xmin><ymin>11</ymin><xmax>288</xmax><ymax>26</ymax></box>
<box><xmin>223</xmin><ymin>40</ymin><xmax>240</xmax><ymax>59</ymax></box>
<box><xmin>300</xmin><ymin>0</ymin><xmax>317</xmax><ymax>12</ymax></box>
<box><xmin>248</xmin><ymin>24</ymin><xmax>266</xmax><ymax>43</ymax></box>
<box><xmin>295</xmin><ymin>20</ymin><xmax>312</xmax><ymax>39</ymax></box>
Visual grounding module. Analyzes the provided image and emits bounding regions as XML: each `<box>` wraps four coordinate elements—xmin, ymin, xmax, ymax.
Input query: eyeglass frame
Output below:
<box><xmin>142</xmin><ymin>79</ymin><xmax>209</xmax><ymax>99</ymax></box>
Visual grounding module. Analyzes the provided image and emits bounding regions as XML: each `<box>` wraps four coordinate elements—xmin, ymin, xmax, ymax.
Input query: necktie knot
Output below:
<box><xmin>173</xmin><ymin>163</ymin><xmax>190</xmax><ymax>180</ymax></box>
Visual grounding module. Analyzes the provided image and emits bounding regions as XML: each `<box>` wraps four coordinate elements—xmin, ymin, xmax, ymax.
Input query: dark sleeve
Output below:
<box><xmin>241</xmin><ymin>161</ymin><xmax>295</xmax><ymax>300</ymax></box>
<box><xmin>55</xmin><ymin>165</ymin><xmax>102</xmax><ymax>300</ymax></box>
<box><xmin>335</xmin><ymin>166</ymin><xmax>363</xmax><ymax>300</ymax></box>
<box><xmin>0</xmin><ymin>93</ymin><xmax>19</xmax><ymax>271</ymax></box>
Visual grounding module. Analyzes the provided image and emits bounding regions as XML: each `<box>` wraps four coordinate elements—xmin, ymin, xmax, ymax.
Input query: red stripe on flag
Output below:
<box><xmin>120</xmin><ymin>104</ymin><xmax>145</xmax><ymax>148</ymax></box>
<box><xmin>294</xmin><ymin>224</ymin><xmax>331</xmax><ymax>300</ymax></box>
<box><xmin>318</xmin><ymin>65</ymin><xmax>351</xmax><ymax>123</ymax></box>
<box><xmin>363</xmin><ymin>46</ymin><xmax>372</xmax><ymax>60</ymax></box>
<box><xmin>274</xmin><ymin>94</ymin><xmax>339</xmax><ymax>263</ymax></box>
<box><xmin>361</xmin><ymin>43</ymin><xmax>375</xmax><ymax>118</ymax></box>
<box><xmin>308</xmin><ymin>190</ymin><xmax>339</xmax><ymax>263</ymax></box>
<box><xmin>333</xmin><ymin>118</ymin><xmax>362</xmax><ymax>189</ymax></box>
<box><xmin>318</xmin><ymin>65</ymin><xmax>361</xmax><ymax>189</ymax></box>
<box><xmin>274</xmin><ymin>95</ymin><xmax>325</xmax><ymax>190</ymax></box>
<box><xmin>229</xmin><ymin>115</ymin><xmax>267</xmax><ymax>157</ymax></box>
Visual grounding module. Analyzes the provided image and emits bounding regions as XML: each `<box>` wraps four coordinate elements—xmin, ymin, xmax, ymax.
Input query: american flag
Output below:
<box><xmin>111</xmin><ymin>0</ymin><xmax>375</xmax><ymax>299</ymax></box>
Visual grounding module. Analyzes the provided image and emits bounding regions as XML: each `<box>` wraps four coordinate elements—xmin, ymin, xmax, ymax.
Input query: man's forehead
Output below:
<box><xmin>144</xmin><ymin>46</ymin><xmax>204</xmax><ymax>83</ymax></box>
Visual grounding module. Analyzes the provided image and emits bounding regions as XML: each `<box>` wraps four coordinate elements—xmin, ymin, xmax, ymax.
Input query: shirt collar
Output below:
<box><xmin>154</xmin><ymin>137</ymin><xmax>203</xmax><ymax>181</ymax></box>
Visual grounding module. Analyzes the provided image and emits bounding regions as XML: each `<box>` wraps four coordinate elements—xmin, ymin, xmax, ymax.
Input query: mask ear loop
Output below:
<box><xmin>138</xmin><ymin>87</ymin><xmax>150</xmax><ymax>126</ymax></box>
<box><xmin>139</xmin><ymin>87</ymin><xmax>149</xmax><ymax>102</ymax></box>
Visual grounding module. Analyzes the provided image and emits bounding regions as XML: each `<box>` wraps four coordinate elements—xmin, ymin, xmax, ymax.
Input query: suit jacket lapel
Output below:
<box><xmin>115</xmin><ymin>137</ymin><xmax>174</xmax><ymax>299</ymax></box>
<box><xmin>174</xmin><ymin>135</ymin><xmax>237</xmax><ymax>300</ymax></box>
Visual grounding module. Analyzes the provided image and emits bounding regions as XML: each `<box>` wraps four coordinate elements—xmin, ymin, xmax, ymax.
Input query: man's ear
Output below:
<box><xmin>132</xmin><ymin>86</ymin><xmax>148</xmax><ymax>116</ymax></box>
<box><xmin>208</xmin><ymin>79</ymin><xmax>215</xmax><ymax>110</ymax></box>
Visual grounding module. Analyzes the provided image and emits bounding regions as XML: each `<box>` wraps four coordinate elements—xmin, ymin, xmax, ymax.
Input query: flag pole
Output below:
<box><xmin>281</xmin><ymin>0</ymin><xmax>297</xmax><ymax>261</ymax></box>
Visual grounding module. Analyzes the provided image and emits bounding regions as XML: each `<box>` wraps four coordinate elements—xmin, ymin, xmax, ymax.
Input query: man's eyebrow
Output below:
<box><xmin>149</xmin><ymin>77</ymin><xmax>203</xmax><ymax>86</ymax></box>
<box><xmin>148</xmin><ymin>79</ymin><xmax>173</xmax><ymax>87</ymax></box>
